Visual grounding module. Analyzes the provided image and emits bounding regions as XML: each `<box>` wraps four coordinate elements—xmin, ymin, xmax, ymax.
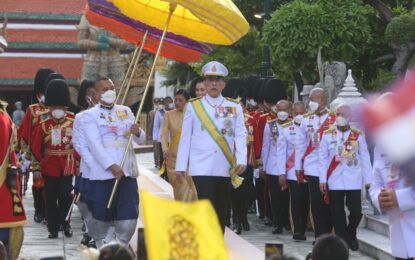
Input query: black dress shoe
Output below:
<box><xmin>88</xmin><ymin>240</ymin><xmax>97</xmax><ymax>248</ymax></box>
<box><xmin>33</xmin><ymin>211</ymin><xmax>44</xmax><ymax>223</ymax></box>
<box><xmin>82</xmin><ymin>223</ymin><xmax>86</xmax><ymax>232</ymax></box>
<box><xmin>48</xmin><ymin>232</ymin><xmax>58</xmax><ymax>239</ymax></box>
<box><xmin>81</xmin><ymin>234</ymin><xmax>92</xmax><ymax>246</ymax></box>
<box><xmin>242</xmin><ymin>220</ymin><xmax>250</xmax><ymax>231</ymax></box>
<box><xmin>272</xmin><ymin>227</ymin><xmax>283</xmax><ymax>234</ymax></box>
<box><xmin>349</xmin><ymin>238</ymin><xmax>359</xmax><ymax>251</ymax></box>
<box><xmin>64</xmin><ymin>225</ymin><xmax>73</xmax><ymax>237</ymax></box>
<box><xmin>293</xmin><ymin>234</ymin><xmax>307</xmax><ymax>241</ymax></box>
<box><xmin>233</xmin><ymin>223</ymin><xmax>242</xmax><ymax>235</ymax></box>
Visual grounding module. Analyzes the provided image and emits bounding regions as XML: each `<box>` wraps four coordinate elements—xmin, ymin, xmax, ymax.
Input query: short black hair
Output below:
<box><xmin>189</xmin><ymin>77</ymin><xmax>205</xmax><ymax>98</ymax></box>
<box><xmin>77</xmin><ymin>80</ymin><xmax>95</xmax><ymax>109</ymax></box>
<box><xmin>312</xmin><ymin>234</ymin><xmax>349</xmax><ymax>260</ymax></box>
<box><xmin>175</xmin><ymin>89</ymin><xmax>190</xmax><ymax>101</ymax></box>
<box><xmin>164</xmin><ymin>96</ymin><xmax>173</xmax><ymax>102</ymax></box>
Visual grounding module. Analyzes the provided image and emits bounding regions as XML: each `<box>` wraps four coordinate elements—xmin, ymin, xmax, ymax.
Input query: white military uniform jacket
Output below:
<box><xmin>152</xmin><ymin>109</ymin><xmax>164</xmax><ymax>142</ymax></box>
<box><xmin>262</xmin><ymin>118</ymin><xmax>283</xmax><ymax>175</ymax></box>
<box><xmin>319</xmin><ymin>127</ymin><xmax>372</xmax><ymax>190</ymax></box>
<box><xmin>276</xmin><ymin>120</ymin><xmax>299</xmax><ymax>181</ymax></box>
<box><xmin>295</xmin><ymin>110</ymin><xmax>335</xmax><ymax>177</ymax></box>
<box><xmin>81</xmin><ymin>104</ymin><xmax>146</xmax><ymax>180</ymax></box>
<box><xmin>175</xmin><ymin>95</ymin><xmax>247</xmax><ymax>177</ymax></box>
<box><xmin>370</xmin><ymin>146</ymin><xmax>415</xmax><ymax>259</ymax></box>
<box><xmin>73</xmin><ymin>110</ymin><xmax>93</xmax><ymax>179</ymax></box>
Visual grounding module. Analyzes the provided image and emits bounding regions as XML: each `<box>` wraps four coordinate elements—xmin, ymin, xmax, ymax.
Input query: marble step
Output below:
<box><xmin>357</xmin><ymin>228</ymin><xmax>393</xmax><ymax>260</ymax></box>
<box><xmin>365</xmin><ymin>214</ymin><xmax>390</xmax><ymax>238</ymax></box>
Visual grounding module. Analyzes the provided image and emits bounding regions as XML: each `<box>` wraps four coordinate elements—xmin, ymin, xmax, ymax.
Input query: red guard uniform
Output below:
<box><xmin>31</xmin><ymin>111</ymin><xmax>79</xmax><ymax>235</ymax></box>
<box><xmin>0</xmin><ymin>102</ymin><xmax>26</xmax><ymax>260</ymax></box>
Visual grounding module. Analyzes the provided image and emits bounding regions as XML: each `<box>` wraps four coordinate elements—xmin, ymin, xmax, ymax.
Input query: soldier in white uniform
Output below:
<box><xmin>319</xmin><ymin>104</ymin><xmax>372</xmax><ymax>251</ymax></box>
<box><xmin>277</xmin><ymin>101</ymin><xmax>310</xmax><ymax>241</ymax></box>
<box><xmin>175</xmin><ymin>61</ymin><xmax>247</xmax><ymax>233</ymax></box>
<box><xmin>370</xmin><ymin>145</ymin><xmax>415</xmax><ymax>260</ymax></box>
<box><xmin>295</xmin><ymin>88</ymin><xmax>335</xmax><ymax>239</ymax></box>
<box><xmin>80</xmin><ymin>78</ymin><xmax>145</xmax><ymax>247</ymax></box>
<box><xmin>262</xmin><ymin>96</ymin><xmax>291</xmax><ymax>234</ymax></box>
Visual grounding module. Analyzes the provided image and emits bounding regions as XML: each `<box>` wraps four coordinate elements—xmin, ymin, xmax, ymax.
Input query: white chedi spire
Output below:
<box><xmin>330</xmin><ymin>69</ymin><xmax>367</xmax><ymax>111</ymax></box>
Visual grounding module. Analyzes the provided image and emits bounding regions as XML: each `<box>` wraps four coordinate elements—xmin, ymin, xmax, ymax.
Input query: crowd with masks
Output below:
<box><xmin>0</xmin><ymin>61</ymin><xmax>414</xmax><ymax>260</ymax></box>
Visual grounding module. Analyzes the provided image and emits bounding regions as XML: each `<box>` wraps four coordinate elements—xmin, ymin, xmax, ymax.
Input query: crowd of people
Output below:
<box><xmin>0</xmin><ymin>60</ymin><xmax>413</xmax><ymax>260</ymax></box>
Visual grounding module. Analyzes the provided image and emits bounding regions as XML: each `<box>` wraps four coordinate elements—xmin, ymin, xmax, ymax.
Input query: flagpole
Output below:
<box><xmin>120</xmin><ymin>30</ymin><xmax>149</xmax><ymax>105</ymax></box>
<box><xmin>115</xmin><ymin>47</ymin><xmax>139</xmax><ymax>104</ymax></box>
<box><xmin>107</xmin><ymin>4</ymin><xmax>177</xmax><ymax>208</ymax></box>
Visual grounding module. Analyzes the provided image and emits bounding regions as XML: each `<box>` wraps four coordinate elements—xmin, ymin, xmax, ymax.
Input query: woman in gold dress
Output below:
<box><xmin>161</xmin><ymin>90</ymin><xmax>197</xmax><ymax>201</ymax></box>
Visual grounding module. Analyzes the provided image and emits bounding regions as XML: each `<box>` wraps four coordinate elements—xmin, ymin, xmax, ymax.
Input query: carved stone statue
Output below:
<box><xmin>317</xmin><ymin>48</ymin><xmax>347</xmax><ymax>104</ymax></box>
<box><xmin>77</xmin><ymin>13</ymin><xmax>130</xmax><ymax>90</ymax></box>
<box><xmin>0</xmin><ymin>17</ymin><xmax>8</xmax><ymax>54</ymax></box>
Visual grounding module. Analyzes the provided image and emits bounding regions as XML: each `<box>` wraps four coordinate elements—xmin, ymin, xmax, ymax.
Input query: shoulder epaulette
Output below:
<box><xmin>66</xmin><ymin>117</ymin><xmax>74</xmax><ymax>122</ymax></box>
<box><xmin>329</xmin><ymin>111</ymin><xmax>336</xmax><ymax>116</ymax></box>
<box><xmin>39</xmin><ymin>115</ymin><xmax>50</xmax><ymax>124</ymax></box>
<box><xmin>324</xmin><ymin>128</ymin><xmax>336</xmax><ymax>134</ymax></box>
<box><xmin>66</xmin><ymin>111</ymin><xmax>74</xmax><ymax>115</ymax></box>
<box><xmin>267</xmin><ymin>118</ymin><xmax>276</xmax><ymax>123</ymax></box>
<box><xmin>282</xmin><ymin>120</ymin><xmax>293</xmax><ymax>128</ymax></box>
<box><xmin>303</xmin><ymin>112</ymin><xmax>314</xmax><ymax>118</ymax></box>
<box><xmin>351</xmin><ymin>128</ymin><xmax>362</xmax><ymax>135</ymax></box>
<box><xmin>244</xmin><ymin>113</ymin><xmax>253</xmax><ymax>119</ymax></box>
<box><xmin>260</xmin><ymin>113</ymin><xmax>269</xmax><ymax>118</ymax></box>
<box><xmin>225</xmin><ymin>97</ymin><xmax>239</xmax><ymax>104</ymax></box>
<box><xmin>189</xmin><ymin>96</ymin><xmax>202</xmax><ymax>102</ymax></box>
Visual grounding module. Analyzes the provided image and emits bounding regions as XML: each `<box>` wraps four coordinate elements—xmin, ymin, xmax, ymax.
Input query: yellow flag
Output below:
<box><xmin>141</xmin><ymin>191</ymin><xmax>228</xmax><ymax>260</ymax></box>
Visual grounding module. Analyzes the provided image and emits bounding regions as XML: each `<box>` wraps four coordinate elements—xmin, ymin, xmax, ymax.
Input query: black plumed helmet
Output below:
<box><xmin>263</xmin><ymin>78</ymin><xmax>287</xmax><ymax>104</ymax></box>
<box><xmin>223</xmin><ymin>77</ymin><xmax>245</xmax><ymax>99</ymax></box>
<box><xmin>45</xmin><ymin>79</ymin><xmax>70</xmax><ymax>106</ymax></box>
<box><xmin>34</xmin><ymin>68</ymin><xmax>54</xmax><ymax>94</ymax></box>
<box><xmin>244</xmin><ymin>75</ymin><xmax>259</xmax><ymax>98</ymax></box>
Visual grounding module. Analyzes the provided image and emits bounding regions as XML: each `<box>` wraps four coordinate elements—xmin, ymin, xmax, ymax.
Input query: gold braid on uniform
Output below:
<box><xmin>9</xmin><ymin>226</ymin><xmax>24</xmax><ymax>260</ymax></box>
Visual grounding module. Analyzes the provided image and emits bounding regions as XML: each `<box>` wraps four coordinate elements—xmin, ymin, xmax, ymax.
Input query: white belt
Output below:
<box><xmin>102</xmin><ymin>140</ymin><xmax>128</xmax><ymax>148</ymax></box>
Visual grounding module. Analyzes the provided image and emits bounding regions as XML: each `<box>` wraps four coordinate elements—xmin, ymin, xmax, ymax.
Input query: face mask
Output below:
<box><xmin>271</xmin><ymin>106</ymin><xmax>278</xmax><ymax>114</ymax></box>
<box><xmin>52</xmin><ymin>109</ymin><xmax>65</xmax><ymax>119</ymax></box>
<box><xmin>168</xmin><ymin>103</ymin><xmax>175</xmax><ymax>110</ymax></box>
<box><xmin>277</xmin><ymin>111</ymin><xmax>289</xmax><ymax>121</ymax></box>
<box><xmin>39</xmin><ymin>95</ymin><xmax>45</xmax><ymax>104</ymax></box>
<box><xmin>101</xmin><ymin>90</ymin><xmax>116</xmax><ymax>104</ymax></box>
<box><xmin>336</xmin><ymin>116</ymin><xmax>348</xmax><ymax>127</ymax></box>
<box><xmin>249</xmin><ymin>99</ymin><xmax>257</xmax><ymax>106</ymax></box>
<box><xmin>294</xmin><ymin>115</ymin><xmax>303</xmax><ymax>125</ymax></box>
<box><xmin>308</xmin><ymin>101</ymin><xmax>319</xmax><ymax>112</ymax></box>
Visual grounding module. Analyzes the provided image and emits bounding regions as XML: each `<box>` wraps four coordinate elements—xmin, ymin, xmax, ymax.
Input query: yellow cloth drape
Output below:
<box><xmin>141</xmin><ymin>191</ymin><xmax>228</xmax><ymax>260</ymax></box>
<box><xmin>161</xmin><ymin>110</ymin><xmax>197</xmax><ymax>201</ymax></box>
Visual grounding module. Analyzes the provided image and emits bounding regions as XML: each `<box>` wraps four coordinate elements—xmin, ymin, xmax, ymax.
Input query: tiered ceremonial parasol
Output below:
<box><xmin>101</xmin><ymin>0</ymin><xmax>249</xmax><ymax>208</ymax></box>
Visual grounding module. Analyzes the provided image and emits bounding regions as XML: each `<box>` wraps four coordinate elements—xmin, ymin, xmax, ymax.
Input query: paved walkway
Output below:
<box><xmin>19</xmin><ymin>152</ymin><xmax>374</xmax><ymax>259</ymax></box>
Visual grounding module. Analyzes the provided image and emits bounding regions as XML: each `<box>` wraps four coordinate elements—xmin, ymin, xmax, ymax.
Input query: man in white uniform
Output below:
<box><xmin>80</xmin><ymin>78</ymin><xmax>146</xmax><ymax>247</ymax></box>
<box><xmin>175</xmin><ymin>61</ymin><xmax>247</xmax><ymax>233</ymax></box>
<box><xmin>319</xmin><ymin>104</ymin><xmax>372</xmax><ymax>251</ymax></box>
<box><xmin>295</xmin><ymin>88</ymin><xmax>335</xmax><ymax>240</ymax></box>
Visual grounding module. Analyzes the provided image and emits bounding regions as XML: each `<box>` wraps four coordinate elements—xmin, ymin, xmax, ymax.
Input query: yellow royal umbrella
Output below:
<box><xmin>109</xmin><ymin>0</ymin><xmax>249</xmax><ymax>45</ymax></box>
<box><xmin>107</xmin><ymin>0</ymin><xmax>248</xmax><ymax>208</ymax></box>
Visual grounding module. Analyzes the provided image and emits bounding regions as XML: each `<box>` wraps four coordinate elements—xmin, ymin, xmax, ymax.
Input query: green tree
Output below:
<box><xmin>161</xmin><ymin>62</ymin><xmax>198</xmax><ymax>87</ymax></box>
<box><xmin>263</xmin><ymin>0</ymin><xmax>375</xmax><ymax>83</ymax></box>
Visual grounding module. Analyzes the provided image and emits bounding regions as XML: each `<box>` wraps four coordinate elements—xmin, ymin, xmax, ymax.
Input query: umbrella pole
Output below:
<box><xmin>120</xmin><ymin>30</ymin><xmax>149</xmax><ymax>105</ymax></box>
<box><xmin>107</xmin><ymin>4</ymin><xmax>177</xmax><ymax>209</ymax></box>
<box><xmin>115</xmin><ymin>47</ymin><xmax>139</xmax><ymax>104</ymax></box>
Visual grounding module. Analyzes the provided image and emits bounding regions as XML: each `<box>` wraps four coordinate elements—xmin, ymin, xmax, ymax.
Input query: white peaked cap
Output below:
<box><xmin>201</xmin><ymin>61</ymin><xmax>229</xmax><ymax>77</ymax></box>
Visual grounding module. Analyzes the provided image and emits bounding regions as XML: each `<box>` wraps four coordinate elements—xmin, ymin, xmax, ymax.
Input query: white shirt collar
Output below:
<box><xmin>205</xmin><ymin>94</ymin><xmax>224</xmax><ymax>106</ymax></box>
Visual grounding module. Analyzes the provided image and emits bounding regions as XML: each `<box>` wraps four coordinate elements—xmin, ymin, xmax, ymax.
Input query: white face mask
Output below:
<box><xmin>294</xmin><ymin>115</ymin><xmax>303</xmax><ymax>125</ymax></box>
<box><xmin>168</xmin><ymin>103</ymin><xmax>175</xmax><ymax>110</ymax></box>
<box><xmin>101</xmin><ymin>90</ymin><xmax>116</xmax><ymax>105</ymax></box>
<box><xmin>336</xmin><ymin>116</ymin><xmax>348</xmax><ymax>127</ymax></box>
<box><xmin>39</xmin><ymin>95</ymin><xmax>45</xmax><ymax>104</ymax></box>
<box><xmin>271</xmin><ymin>106</ymin><xmax>278</xmax><ymax>114</ymax></box>
<box><xmin>52</xmin><ymin>109</ymin><xmax>65</xmax><ymax>119</ymax></box>
<box><xmin>308</xmin><ymin>101</ymin><xmax>319</xmax><ymax>112</ymax></box>
<box><xmin>277</xmin><ymin>111</ymin><xmax>289</xmax><ymax>121</ymax></box>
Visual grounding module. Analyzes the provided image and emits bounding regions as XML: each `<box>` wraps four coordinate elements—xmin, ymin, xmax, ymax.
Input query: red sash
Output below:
<box><xmin>301</xmin><ymin>113</ymin><xmax>335</xmax><ymax>165</ymax></box>
<box><xmin>323</xmin><ymin>129</ymin><xmax>360</xmax><ymax>204</ymax></box>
